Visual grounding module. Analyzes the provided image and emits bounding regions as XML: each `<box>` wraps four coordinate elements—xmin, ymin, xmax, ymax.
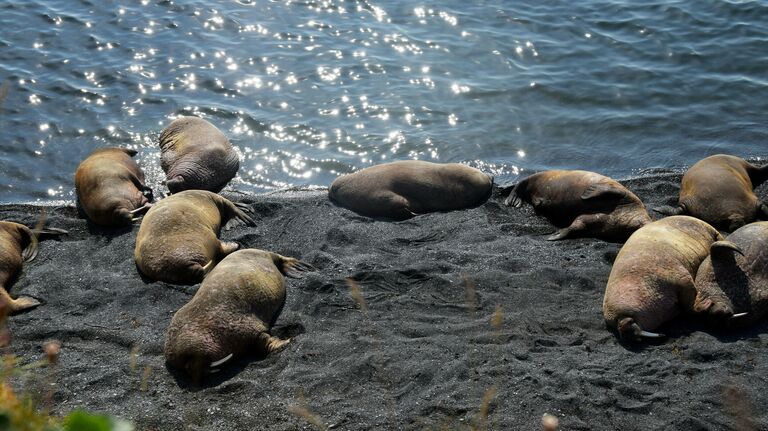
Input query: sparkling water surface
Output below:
<box><xmin>1</xmin><ymin>0</ymin><xmax>766</xmax><ymax>202</ymax></box>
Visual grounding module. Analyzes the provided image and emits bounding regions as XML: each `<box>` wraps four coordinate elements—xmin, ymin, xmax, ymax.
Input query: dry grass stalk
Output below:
<box><xmin>470</xmin><ymin>386</ymin><xmax>498</xmax><ymax>431</ymax></box>
<box><xmin>346</xmin><ymin>278</ymin><xmax>368</xmax><ymax>317</ymax></box>
<box><xmin>140</xmin><ymin>366</ymin><xmax>152</xmax><ymax>392</ymax></box>
<box><xmin>462</xmin><ymin>273</ymin><xmax>478</xmax><ymax>319</ymax></box>
<box><xmin>288</xmin><ymin>392</ymin><xmax>328</xmax><ymax>431</ymax></box>
<box><xmin>129</xmin><ymin>345</ymin><xmax>140</xmax><ymax>373</ymax></box>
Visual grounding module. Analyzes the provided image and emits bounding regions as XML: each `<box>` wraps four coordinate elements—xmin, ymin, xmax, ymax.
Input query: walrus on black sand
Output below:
<box><xmin>75</xmin><ymin>147</ymin><xmax>153</xmax><ymax>227</ymax></box>
<box><xmin>328</xmin><ymin>160</ymin><xmax>493</xmax><ymax>221</ymax></box>
<box><xmin>134</xmin><ymin>190</ymin><xmax>255</xmax><ymax>285</ymax></box>
<box><xmin>504</xmin><ymin>170</ymin><xmax>651</xmax><ymax>241</ymax></box>
<box><xmin>159</xmin><ymin>116</ymin><xmax>240</xmax><ymax>193</ymax></box>
<box><xmin>165</xmin><ymin>248</ymin><xmax>312</xmax><ymax>382</ymax></box>
<box><xmin>692</xmin><ymin>222</ymin><xmax>768</xmax><ymax>327</ymax></box>
<box><xmin>603</xmin><ymin>216</ymin><xmax>733</xmax><ymax>341</ymax></box>
<box><xmin>656</xmin><ymin>154</ymin><xmax>768</xmax><ymax>231</ymax></box>
<box><xmin>0</xmin><ymin>221</ymin><xmax>66</xmax><ymax>313</ymax></box>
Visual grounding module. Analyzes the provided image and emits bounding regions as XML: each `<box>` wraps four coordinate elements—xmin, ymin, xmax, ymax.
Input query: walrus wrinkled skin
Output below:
<box><xmin>0</xmin><ymin>222</ymin><xmax>66</xmax><ymax>313</ymax></box>
<box><xmin>328</xmin><ymin>161</ymin><xmax>493</xmax><ymax>221</ymax></box>
<box><xmin>165</xmin><ymin>249</ymin><xmax>312</xmax><ymax>381</ymax></box>
<box><xmin>75</xmin><ymin>147</ymin><xmax>153</xmax><ymax>227</ymax></box>
<box><xmin>134</xmin><ymin>190</ymin><xmax>255</xmax><ymax>285</ymax></box>
<box><xmin>504</xmin><ymin>170</ymin><xmax>651</xmax><ymax>241</ymax></box>
<box><xmin>693</xmin><ymin>222</ymin><xmax>768</xmax><ymax>327</ymax></box>
<box><xmin>603</xmin><ymin>216</ymin><xmax>724</xmax><ymax>341</ymax></box>
<box><xmin>657</xmin><ymin>154</ymin><xmax>768</xmax><ymax>231</ymax></box>
<box><xmin>159</xmin><ymin>116</ymin><xmax>240</xmax><ymax>193</ymax></box>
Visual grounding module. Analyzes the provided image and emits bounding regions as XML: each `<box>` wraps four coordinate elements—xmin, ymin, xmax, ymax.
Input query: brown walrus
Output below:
<box><xmin>692</xmin><ymin>222</ymin><xmax>768</xmax><ymax>327</ymax></box>
<box><xmin>0</xmin><ymin>221</ymin><xmax>67</xmax><ymax>312</ymax></box>
<box><xmin>328</xmin><ymin>160</ymin><xmax>493</xmax><ymax>221</ymax></box>
<box><xmin>656</xmin><ymin>154</ymin><xmax>768</xmax><ymax>231</ymax></box>
<box><xmin>134</xmin><ymin>190</ymin><xmax>255</xmax><ymax>285</ymax></box>
<box><xmin>159</xmin><ymin>116</ymin><xmax>240</xmax><ymax>194</ymax></box>
<box><xmin>75</xmin><ymin>147</ymin><xmax>153</xmax><ymax>227</ymax></box>
<box><xmin>504</xmin><ymin>170</ymin><xmax>651</xmax><ymax>241</ymax></box>
<box><xmin>603</xmin><ymin>216</ymin><xmax>729</xmax><ymax>341</ymax></box>
<box><xmin>164</xmin><ymin>248</ymin><xmax>312</xmax><ymax>381</ymax></box>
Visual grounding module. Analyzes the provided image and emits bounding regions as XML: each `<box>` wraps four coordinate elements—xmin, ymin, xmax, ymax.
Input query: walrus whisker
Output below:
<box><xmin>210</xmin><ymin>353</ymin><xmax>233</xmax><ymax>368</ymax></box>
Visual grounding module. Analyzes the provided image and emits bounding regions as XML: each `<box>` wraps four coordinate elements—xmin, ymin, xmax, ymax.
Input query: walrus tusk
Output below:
<box><xmin>638</xmin><ymin>330</ymin><xmax>665</xmax><ymax>338</ymax></box>
<box><xmin>731</xmin><ymin>312</ymin><xmax>748</xmax><ymax>318</ymax></box>
<box><xmin>210</xmin><ymin>353</ymin><xmax>233</xmax><ymax>368</ymax></box>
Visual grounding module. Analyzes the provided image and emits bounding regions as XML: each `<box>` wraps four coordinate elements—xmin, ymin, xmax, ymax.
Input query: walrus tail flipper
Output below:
<box><xmin>19</xmin><ymin>226</ymin><xmax>39</xmax><ymax>262</ymax></box>
<box><xmin>272</xmin><ymin>254</ymin><xmax>316</xmax><ymax>278</ymax></box>
<box><xmin>617</xmin><ymin>317</ymin><xmax>664</xmax><ymax>341</ymax></box>
<box><xmin>222</xmin><ymin>201</ymin><xmax>256</xmax><ymax>231</ymax></box>
<box><xmin>0</xmin><ymin>288</ymin><xmax>41</xmax><ymax>314</ymax></box>
<box><xmin>652</xmin><ymin>205</ymin><xmax>685</xmax><ymax>216</ymax></box>
<box><xmin>503</xmin><ymin>184</ymin><xmax>523</xmax><ymax>207</ymax></box>
<box><xmin>546</xmin><ymin>228</ymin><xmax>570</xmax><ymax>241</ymax></box>
<box><xmin>121</xmin><ymin>148</ymin><xmax>138</xmax><ymax>157</ymax></box>
<box><xmin>580</xmin><ymin>183</ymin><xmax>625</xmax><ymax>201</ymax></box>
<box><xmin>265</xmin><ymin>335</ymin><xmax>291</xmax><ymax>353</ymax></box>
<box><xmin>710</xmin><ymin>240</ymin><xmax>744</xmax><ymax>257</ymax></box>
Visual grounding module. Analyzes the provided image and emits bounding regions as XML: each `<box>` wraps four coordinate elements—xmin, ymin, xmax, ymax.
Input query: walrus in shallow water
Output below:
<box><xmin>75</xmin><ymin>147</ymin><xmax>153</xmax><ymax>227</ymax></box>
<box><xmin>165</xmin><ymin>249</ymin><xmax>312</xmax><ymax>381</ymax></box>
<box><xmin>159</xmin><ymin>116</ymin><xmax>240</xmax><ymax>193</ymax></box>
<box><xmin>0</xmin><ymin>221</ymin><xmax>67</xmax><ymax>312</ymax></box>
<box><xmin>692</xmin><ymin>222</ymin><xmax>768</xmax><ymax>327</ymax></box>
<box><xmin>603</xmin><ymin>216</ymin><xmax>727</xmax><ymax>341</ymax></box>
<box><xmin>656</xmin><ymin>154</ymin><xmax>768</xmax><ymax>231</ymax></box>
<box><xmin>328</xmin><ymin>160</ymin><xmax>493</xmax><ymax>221</ymax></box>
<box><xmin>134</xmin><ymin>190</ymin><xmax>255</xmax><ymax>285</ymax></box>
<box><xmin>504</xmin><ymin>170</ymin><xmax>651</xmax><ymax>241</ymax></box>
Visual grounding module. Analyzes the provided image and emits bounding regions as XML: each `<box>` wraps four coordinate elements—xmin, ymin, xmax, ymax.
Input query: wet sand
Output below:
<box><xmin>2</xmin><ymin>170</ymin><xmax>767</xmax><ymax>430</ymax></box>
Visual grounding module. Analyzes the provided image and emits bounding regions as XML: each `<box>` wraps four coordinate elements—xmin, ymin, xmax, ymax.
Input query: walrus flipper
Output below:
<box><xmin>0</xmin><ymin>288</ymin><xmax>41</xmax><ymax>314</ymax></box>
<box><xmin>222</xmin><ymin>201</ymin><xmax>256</xmax><ymax>231</ymax></box>
<box><xmin>652</xmin><ymin>205</ymin><xmax>685</xmax><ymax>216</ymax></box>
<box><xmin>710</xmin><ymin>240</ymin><xmax>745</xmax><ymax>257</ymax></box>
<box><xmin>580</xmin><ymin>183</ymin><xmax>626</xmax><ymax>201</ymax></box>
<box><xmin>272</xmin><ymin>254</ymin><xmax>316</xmax><ymax>278</ymax></box>
<box><xmin>503</xmin><ymin>185</ymin><xmax>523</xmax><ymax>207</ymax></box>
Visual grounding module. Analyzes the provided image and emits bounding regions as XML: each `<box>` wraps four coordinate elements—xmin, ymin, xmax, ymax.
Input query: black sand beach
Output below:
<box><xmin>2</xmin><ymin>170</ymin><xmax>768</xmax><ymax>430</ymax></box>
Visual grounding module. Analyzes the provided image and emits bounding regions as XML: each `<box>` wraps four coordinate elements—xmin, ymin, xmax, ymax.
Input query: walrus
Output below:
<box><xmin>656</xmin><ymin>154</ymin><xmax>768</xmax><ymax>231</ymax></box>
<box><xmin>75</xmin><ymin>147</ymin><xmax>153</xmax><ymax>227</ymax></box>
<box><xmin>603</xmin><ymin>216</ymin><xmax>730</xmax><ymax>341</ymax></box>
<box><xmin>164</xmin><ymin>248</ymin><xmax>312</xmax><ymax>381</ymax></box>
<box><xmin>504</xmin><ymin>170</ymin><xmax>651</xmax><ymax>241</ymax></box>
<box><xmin>328</xmin><ymin>160</ymin><xmax>493</xmax><ymax>220</ymax></box>
<box><xmin>159</xmin><ymin>116</ymin><xmax>240</xmax><ymax>193</ymax></box>
<box><xmin>134</xmin><ymin>190</ymin><xmax>255</xmax><ymax>285</ymax></box>
<box><xmin>0</xmin><ymin>221</ymin><xmax>67</xmax><ymax>312</ymax></box>
<box><xmin>692</xmin><ymin>222</ymin><xmax>768</xmax><ymax>327</ymax></box>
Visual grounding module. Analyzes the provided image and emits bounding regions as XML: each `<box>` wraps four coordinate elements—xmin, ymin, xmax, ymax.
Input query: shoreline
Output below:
<box><xmin>1</xmin><ymin>169</ymin><xmax>767</xmax><ymax>429</ymax></box>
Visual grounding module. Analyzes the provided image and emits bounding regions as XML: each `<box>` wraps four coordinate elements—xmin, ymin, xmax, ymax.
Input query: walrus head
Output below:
<box><xmin>616</xmin><ymin>317</ymin><xmax>664</xmax><ymax>341</ymax></box>
<box><xmin>165</xmin><ymin>326</ymin><xmax>230</xmax><ymax>383</ymax></box>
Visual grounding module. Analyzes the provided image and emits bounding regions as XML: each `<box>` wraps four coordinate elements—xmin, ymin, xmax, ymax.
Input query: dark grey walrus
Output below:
<box><xmin>504</xmin><ymin>170</ymin><xmax>651</xmax><ymax>241</ymax></box>
<box><xmin>75</xmin><ymin>147</ymin><xmax>153</xmax><ymax>227</ymax></box>
<box><xmin>159</xmin><ymin>116</ymin><xmax>240</xmax><ymax>193</ymax></box>
<box><xmin>603</xmin><ymin>216</ymin><xmax>729</xmax><ymax>341</ymax></box>
<box><xmin>329</xmin><ymin>160</ymin><xmax>493</xmax><ymax>220</ymax></box>
<box><xmin>134</xmin><ymin>190</ymin><xmax>255</xmax><ymax>285</ymax></box>
<box><xmin>165</xmin><ymin>248</ymin><xmax>312</xmax><ymax>382</ymax></box>
<box><xmin>692</xmin><ymin>221</ymin><xmax>768</xmax><ymax>327</ymax></box>
<box><xmin>656</xmin><ymin>154</ymin><xmax>768</xmax><ymax>231</ymax></box>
